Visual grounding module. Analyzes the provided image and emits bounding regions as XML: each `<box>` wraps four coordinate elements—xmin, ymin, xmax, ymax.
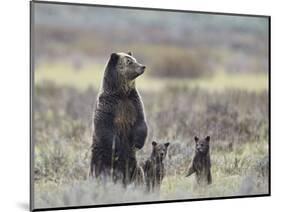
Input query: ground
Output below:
<box><xmin>33</xmin><ymin>62</ymin><xmax>269</xmax><ymax>209</ymax></box>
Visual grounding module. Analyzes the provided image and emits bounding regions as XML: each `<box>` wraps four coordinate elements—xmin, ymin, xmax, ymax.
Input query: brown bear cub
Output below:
<box><xmin>143</xmin><ymin>141</ymin><xmax>170</xmax><ymax>192</ymax></box>
<box><xmin>186</xmin><ymin>136</ymin><xmax>212</xmax><ymax>186</ymax></box>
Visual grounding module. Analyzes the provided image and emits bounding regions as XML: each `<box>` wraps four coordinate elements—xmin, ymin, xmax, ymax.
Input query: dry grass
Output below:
<box><xmin>33</xmin><ymin>80</ymin><xmax>269</xmax><ymax>209</ymax></box>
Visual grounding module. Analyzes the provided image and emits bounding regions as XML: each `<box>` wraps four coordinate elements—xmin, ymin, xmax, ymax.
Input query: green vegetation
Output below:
<box><xmin>35</xmin><ymin>63</ymin><xmax>104</xmax><ymax>91</ymax></box>
<box><xmin>35</xmin><ymin>63</ymin><xmax>268</xmax><ymax>93</ymax></box>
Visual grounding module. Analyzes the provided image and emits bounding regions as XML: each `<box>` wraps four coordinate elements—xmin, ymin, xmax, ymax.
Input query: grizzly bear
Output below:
<box><xmin>89</xmin><ymin>52</ymin><xmax>147</xmax><ymax>186</ymax></box>
<box><xmin>186</xmin><ymin>136</ymin><xmax>212</xmax><ymax>186</ymax></box>
<box><xmin>143</xmin><ymin>141</ymin><xmax>170</xmax><ymax>192</ymax></box>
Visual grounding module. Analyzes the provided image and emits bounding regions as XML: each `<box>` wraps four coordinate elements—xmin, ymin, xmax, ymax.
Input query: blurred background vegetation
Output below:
<box><xmin>34</xmin><ymin>3</ymin><xmax>269</xmax><ymax>90</ymax></box>
<box><xmin>33</xmin><ymin>3</ymin><xmax>269</xmax><ymax>209</ymax></box>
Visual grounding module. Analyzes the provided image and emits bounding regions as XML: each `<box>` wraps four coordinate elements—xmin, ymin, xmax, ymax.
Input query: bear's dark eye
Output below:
<box><xmin>127</xmin><ymin>59</ymin><xmax>133</xmax><ymax>65</ymax></box>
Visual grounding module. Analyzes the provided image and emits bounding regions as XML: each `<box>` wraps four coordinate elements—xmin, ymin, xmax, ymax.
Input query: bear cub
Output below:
<box><xmin>186</xmin><ymin>136</ymin><xmax>212</xmax><ymax>186</ymax></box>
<box><xmin>143</xmin><ymin>141</ymin><xmax>170</xmax><ymax>192</ymax></box>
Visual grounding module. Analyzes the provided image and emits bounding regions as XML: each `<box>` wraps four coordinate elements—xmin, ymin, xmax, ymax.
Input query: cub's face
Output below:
<box><xmin>152</xmin><ymin>141</ymin><xmax>170</xmax><ymax>162</ymax></box>
<box><xmin>114</xmin><ymin>52</ymin><xmax>146</xmax><ymax>81</ymax></box>
<box><xmin>194</xmin><ymin>136</ymin><xmax>210</xmax><ymax>154</ymax></box>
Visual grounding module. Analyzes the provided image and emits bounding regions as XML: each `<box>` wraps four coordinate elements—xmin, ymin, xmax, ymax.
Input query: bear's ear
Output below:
<box><xmin>110</xmin><ymin>53</ymin><xmax>119</xmax><ymax>61</ymax></box>
<box><xmin>127</xmin><ymin>52</ymin><xmax>133</xmax><ymax>56</ymax></box>
<box><xmin>106</xmin><ymin>53</ymin><xmax>119</xmax><ymax>71</ymax></box>
<box><xmin>152</xmin><ymin>141</ymin><xmax>157</xmax><ymax>147</ymax></box>
<box><xmin>194</xmin><ymin>136</ymin><xmax>199</xmax><ymax>143</ymax></box>
<box><xmin>205</xmin><ymin>136</ymin><xmax>210</xmax><ymax>143</ymax></box>
<box><xmin>165</xmin><ymin>142</ymin><xmax>170</xmax><ymax>148</ymax></box>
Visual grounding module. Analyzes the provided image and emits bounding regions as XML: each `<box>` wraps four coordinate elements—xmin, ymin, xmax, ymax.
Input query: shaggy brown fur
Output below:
<box><xmin>89</xmin><ymin>52</ymin><xmax>147</xmax><ymax>186</ymax></box>
<box><xmin>186</xmin><ymin>136</ymin><xmax>212</xmax><ymax>186</ymax></box>
<box><xmin>143</xmin><ymin>141</ymin><xmax>170</xmax><ymax>192</ymax></box>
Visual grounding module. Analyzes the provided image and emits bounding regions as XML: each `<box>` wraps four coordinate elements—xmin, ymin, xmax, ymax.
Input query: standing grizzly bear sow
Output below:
<box><xmin>143</xmin><ymin>141</ymin><xmax>170</xmax><ymax>192</ymax></box>
<box><xmin>186</xmin><ymin>136</ymin><xmax>212</xmax><ymax>186</ymax></box>
<box><xmin>90</xmin><ymin>52</ymin><xmax>147</xmax><ymax>186</ymax></box>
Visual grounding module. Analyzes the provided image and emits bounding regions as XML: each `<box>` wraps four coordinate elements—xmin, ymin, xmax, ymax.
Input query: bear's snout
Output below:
<box><xmin>136</xmin><ymin>65</ymin><xmax>146</xmax><ymax>75</ymax></box>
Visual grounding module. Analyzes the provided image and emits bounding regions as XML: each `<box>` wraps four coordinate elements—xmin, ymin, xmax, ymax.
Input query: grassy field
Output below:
<box><xmin>35</xmin><ymin>62</ymin><xmax>268</xmax><ymax>92</ymax></box>
<box><xmin>33</xmin><ymin>63</ymin><xmax>269</xmax><ymax>209</ymax></box>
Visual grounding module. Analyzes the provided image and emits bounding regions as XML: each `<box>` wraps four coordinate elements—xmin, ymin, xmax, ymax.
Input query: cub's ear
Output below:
<box><xmin>205</xmin><ymin>136</ymin><xmax>210</xmax><ymax>143</ymax></box>
<box><xmin>127</xmin><ymin>52</ymin><xmax>133</xmax><ymax>56</ymax></box>
<box><xmin>194</xmin><ymin>136</ymin><xmax>199</xmax><ymax>143</ymax></box>
<box><xmin>152</xmin><ymin>141</ymin><xmax>157</xmax><ymax>147</ymax></box>
<box><xmin>165</xmin><ymin>142</ymin><xmax>170</xmax><ymax>148</ymax></box>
